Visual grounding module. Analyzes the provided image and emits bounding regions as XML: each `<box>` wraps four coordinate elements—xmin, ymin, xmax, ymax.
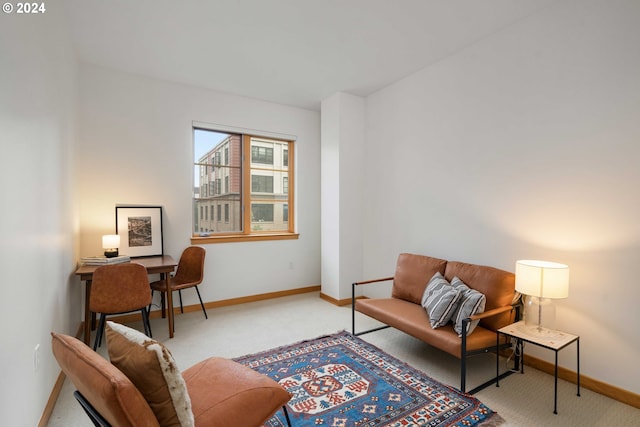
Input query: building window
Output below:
<box><xmin>252</xmin><ymin>204</ymin><xmax>274</xmax><ymax>222</ymax></box>
<box><xmin>251</xmin><ymin>175</ymin><xmax>274</xmax><ymax>193</ymax></box>
<box><xmin>193</xmin><ymin>128</ymin><xmax>295</xmax><ymax>241</ymax></box>
<box><xmin>251</xmin><ymin>146</ymin><xmax>273</xmax><ymax>164</ymax></box>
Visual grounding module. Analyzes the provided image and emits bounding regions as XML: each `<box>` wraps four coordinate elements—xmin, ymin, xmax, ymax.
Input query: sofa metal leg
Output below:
<box><xmin>461</xmin><ymin>318</ymin><xmax>468</xmax><ymax>393</ymax></box>
<box><xmin>352</xmin><ymin>282</ymin><xmax>356</xmax><ymax>334</ymax></box>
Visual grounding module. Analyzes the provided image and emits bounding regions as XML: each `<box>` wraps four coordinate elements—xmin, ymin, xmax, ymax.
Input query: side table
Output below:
<box><xmin>496</xmin><ymin>320</ymin><xmax>580</xmax><ymax>414</ymax></box>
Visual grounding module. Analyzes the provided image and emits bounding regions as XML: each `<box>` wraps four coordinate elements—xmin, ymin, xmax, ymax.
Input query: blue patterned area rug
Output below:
<box><xmin>234</xmin><ymin>331</ymin><xmax>505</xmax><ymax>427</ymax></box>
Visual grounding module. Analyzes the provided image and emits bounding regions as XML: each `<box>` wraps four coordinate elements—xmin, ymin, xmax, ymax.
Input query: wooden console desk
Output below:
<box><xmin>75</xmin><ymin>255</ymin><xmax>177</xmax><ymax>344</ymax></box>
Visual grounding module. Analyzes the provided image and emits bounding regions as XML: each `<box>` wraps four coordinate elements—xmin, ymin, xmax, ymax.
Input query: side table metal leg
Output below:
<box><xmin>496</xmin><ymin>331</ymin><xmax>500</xmax><ymax>387</ymax></box>
<box><xmin>554</xmin><ymin>351</ymin><xmax>558</xmax><ymax>414</ymax></box>
<box><xmin>577</xmin><ymin>338</ymin><xmax>581</xmax><ymax>397</ymax></box>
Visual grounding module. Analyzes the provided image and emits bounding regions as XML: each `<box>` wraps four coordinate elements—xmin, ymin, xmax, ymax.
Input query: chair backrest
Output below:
<box><xmin>51</xmin><ymin>332</ymin><xmax>160</xmax><ymax>427</ymax></box>
<box><xmin>89</xmin><ymin>263</ymin><xmax>152</xmax><ymax>314</ymax></box>
<box><xmin>173</xmin><ymin>246</ymin><xmax>205</xmax><ymax>285</ymax></box>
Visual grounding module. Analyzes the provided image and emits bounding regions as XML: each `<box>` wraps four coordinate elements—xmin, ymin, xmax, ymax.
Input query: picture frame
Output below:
<box><xmin>115</xmin><ymin>206</ymin><xmax>164</xmax><ymax>257</ymax></box>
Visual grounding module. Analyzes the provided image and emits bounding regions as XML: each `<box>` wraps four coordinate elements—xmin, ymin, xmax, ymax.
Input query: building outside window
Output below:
<box><xmin>193</xmin><ymin>128</ymin><xmax>294</xmax><ymax>240</ymax></box>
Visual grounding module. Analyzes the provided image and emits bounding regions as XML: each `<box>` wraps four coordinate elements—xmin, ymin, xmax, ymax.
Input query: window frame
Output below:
<box><xmin>192</xmin><ymin>128</ymin><xmax>298</xmax><ymax>244</ymax></box>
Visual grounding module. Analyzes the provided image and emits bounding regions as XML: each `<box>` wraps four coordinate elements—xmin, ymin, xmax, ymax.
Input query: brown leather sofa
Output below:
<box><xmin>352</xmin><ymin>253</ymin><xmax>519</xmax><ymax>393</ymax></box>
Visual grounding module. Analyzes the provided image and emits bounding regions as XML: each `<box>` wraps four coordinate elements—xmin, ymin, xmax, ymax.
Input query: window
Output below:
<box><xmin>192</xmin><ymin>128</ymin><xmax>296</xmax><ymax>242</ymax></box>
<box><xmin>252</xmin><ymin>175</ymin><xmax>273</xmax><ymax>193</ymax></box>
<box><xmin>252</xmin><ymin>204</ymin><xmax>274</xmax><ymax>222</ymax></box>
<box><xmin>251</xmin><ymin>146</ymin><xmax>273</xmax><ymax>164</ymax></box>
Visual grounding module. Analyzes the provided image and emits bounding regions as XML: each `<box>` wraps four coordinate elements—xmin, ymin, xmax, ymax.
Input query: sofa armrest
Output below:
<box><xmin>352</xmin><ymin>277</ymin><xmax>394</xmax><ymax>336</ymax></box>
<box><xmin>353</xmin><ymin>276</ymin><xmax>394</xmax><ymax>286</ymax></box>
<box><xmin>468</xmin><ymin>305</ymin><xmax>514</xmax><ymax>322</ymax></box>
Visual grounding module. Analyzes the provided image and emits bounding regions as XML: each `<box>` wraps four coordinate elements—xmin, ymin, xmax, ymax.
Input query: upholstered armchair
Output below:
<box><xmin>51</xmin><ymin>322</ymin><xmax>292</xmax><ymax>427</ymax></box>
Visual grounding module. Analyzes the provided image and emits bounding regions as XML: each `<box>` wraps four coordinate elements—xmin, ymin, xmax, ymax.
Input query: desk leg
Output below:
<box><xmin>164</xmin><ymin>273</ymin><xmax>174</xmax><ymax>338</ymax></box>
<box><xmin>84</xmin><ymin>280</ymin><xmax>92</xmax><ymax>345</ymax></box>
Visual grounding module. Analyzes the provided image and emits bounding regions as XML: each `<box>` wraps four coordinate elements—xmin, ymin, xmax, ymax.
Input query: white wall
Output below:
<box><xmin>0</xmin><ymin>5</ymin><xmax>79</xmax><ymax>426</ymax></box>
<box><xmin>362</xmin><ymin>0</ymin><xmax>640</xmax><ymax>394</ymax></box>
<box><xmin>76</xmin><ymin>64</ymin><xmax>321</xmax><ymax>307</ymax></box>
<box><xmin>321</xmin><ymin>93</ymin><xmax>366</xmax><ymax>301</ymax></box>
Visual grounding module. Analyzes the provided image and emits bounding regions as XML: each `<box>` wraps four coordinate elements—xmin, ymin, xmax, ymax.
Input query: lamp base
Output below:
<box><xmin>104</xmin><ymin>249</ymin><xmax>119</xmax><ymax>258</ymax></box>
<box><xmin>523</xmin><ymin>296</ymin><xmax>556</xmax><ymax>333</ymax></box>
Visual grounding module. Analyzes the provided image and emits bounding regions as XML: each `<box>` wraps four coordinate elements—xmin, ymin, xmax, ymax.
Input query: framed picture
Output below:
<box><xmin>115</xmin><ymin>206</ymin><xmax>164</xmax><ymax>257</ymax></box>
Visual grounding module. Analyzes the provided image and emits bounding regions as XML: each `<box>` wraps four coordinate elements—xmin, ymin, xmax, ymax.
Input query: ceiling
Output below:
<box><xmin>61</xmin><ymin>0</ymin><xmax>556</xmax><ymax>111</ymax></box>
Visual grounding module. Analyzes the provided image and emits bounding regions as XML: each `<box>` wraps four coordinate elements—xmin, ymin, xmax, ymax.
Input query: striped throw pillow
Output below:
<box><xmin>451</xmin><ymin>276</ymin><xmax>486</xmax><ymax>336</ymax></box>
<box><xmin>421</xmin><ymin>272</ymin><xmax>462</xmax><ymax>328</ymax></box>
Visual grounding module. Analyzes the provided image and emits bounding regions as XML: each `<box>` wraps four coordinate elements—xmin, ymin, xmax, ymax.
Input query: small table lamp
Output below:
<box><xmin>102</xmin><ymin>234</ymin><xmax>120</xmax><ymax>258</ymax></box>
<box><xmin>515</xmin><ymin>260</ymin><xmax>569</xmax><ymax>333</ymax></box>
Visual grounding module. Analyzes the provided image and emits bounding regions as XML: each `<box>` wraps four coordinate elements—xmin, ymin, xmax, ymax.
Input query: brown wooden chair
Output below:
<box><xmin>150</xmin><ymin>246</ymin><xmax>207</xmax><ymax>324</ymax></box>
<box><xmin>90</xmin><ymin>263</ymin><xmax>152</xmax><ymax>350</ymax></box>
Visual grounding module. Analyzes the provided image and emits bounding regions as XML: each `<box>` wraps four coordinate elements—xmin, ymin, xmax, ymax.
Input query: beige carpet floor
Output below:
<box><xmin>47</xmin><ymin>292</ymin><xmax>638</xmax><ymax>426</ymax></box>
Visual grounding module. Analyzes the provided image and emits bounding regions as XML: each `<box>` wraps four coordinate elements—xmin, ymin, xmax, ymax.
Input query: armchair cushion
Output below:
<box><xmin>183</xmin><ymin>357</ymin><xmax>292</xmax><ymax>427</ymax></box>
<box><xmin>106</xmin><ymin>321</ymin><xmax>195</xmax><ymax>427</ymax></box>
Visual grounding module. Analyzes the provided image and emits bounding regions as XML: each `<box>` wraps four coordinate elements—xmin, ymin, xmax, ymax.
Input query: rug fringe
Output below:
<box><xmin>478</xmin><ymin>412</ymin><xmax>506</xmax><ymax>427</ymax></box>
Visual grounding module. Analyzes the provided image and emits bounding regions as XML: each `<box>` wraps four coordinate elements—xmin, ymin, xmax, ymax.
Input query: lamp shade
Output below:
<box><xmin>515</xmin><ymin>260</ymin><xmax>569</xmax><ymax>299</ymax></box>
<box><xmin>102</xmin><ymin>234</ymin><xmax>120</xmax><ymax>249</ymax></box>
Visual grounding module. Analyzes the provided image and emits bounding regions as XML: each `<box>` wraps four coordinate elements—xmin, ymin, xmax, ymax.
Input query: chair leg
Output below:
<box><xmin>93</xmin><ymin>314</ymin><xmax>107</xmax><ymax>351</ymax></box>
<box><xmin>282</xmin><ymin>405</ymin><xmax>292</xmax><ymax>427</ymax></box>
<box><xmin>148</xmin><ymin>290</ymin><xmax>154</xmax><ymax>314</ymax></box>
<box><xmin>178</xmin><ymin>289</ymin><xmax>184</xmax><ymax>313</ymax></box>
<box><xmin>160</xmin><ymin>291</ymin><xmax>166</xmax><ymax>318</ymax></box>
<box><xmin>195</xmin><ymin>286</ymin><xmax>208</xmax><ymax>319</ymax></box>
<box><xmin>74</xmin><ymin>391</ymin><xmax>110</xmax><ymax>427</ymax></box>
<box><xmin>141</xmin><ymin>308</ymin><xmax>152</xmax><ymax>338</ymax></box>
